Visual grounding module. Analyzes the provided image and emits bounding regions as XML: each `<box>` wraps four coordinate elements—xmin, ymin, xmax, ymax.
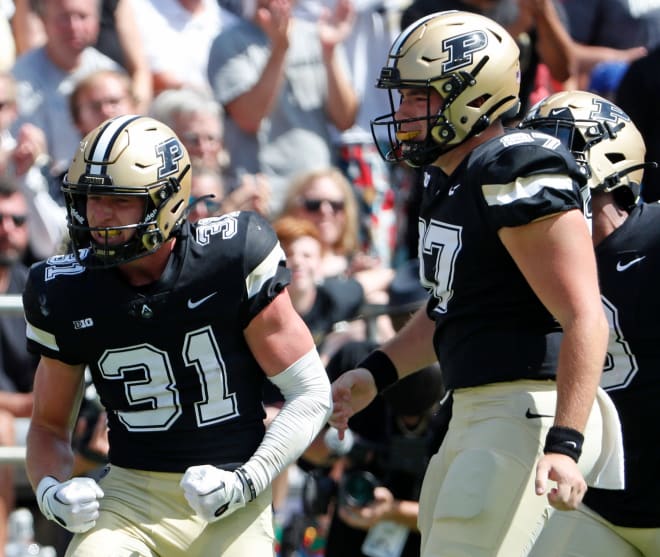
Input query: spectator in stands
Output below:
<box><xmin>187</xmin><ymin>164</ymin><xmax>225</xmax><ymax>223</ymax></box>
<box><xmin>131</xmin><ymin>0</ymin><xmax>238</xmax><ymax>96</ymax></box>
<box><xmin>0</xmin><ymin>71</ymin><xmax>67</xmax><ymax>263</ymax></box>
<box><xmin>151</xmin><ymin>87</ymin><xmax>271</xmax><ymax>216</ymax></box>
<box><xmin>281</xmin><ymin>167</ymin><xmax>394</xmax><ymax>305</ymax></box>
<box><xmin>207</xmin><ymin>0</ymin><xmax>358</xmax><ymax>214</ymax></box>
<box><xmin>298</xmin><ymin>259</ymin><xmax>445</xmax><ymax>557</ymax></box>
<box><xmin>10</xmin><ymin>0</ymin><xmax>122</xmax><ymax>175</ymax></box>
<box><xmin>69</xmin><ymin>69</ymin><xmax>140</xmax><ymax>138</ymax></box>
<box><xmin>272</xmin><ymin>215</ymin><xmax>365</xmax><ymax>364</ymax></box>
<box><xmin>553</xmin><ymin>0</ymin><xmax>656</xmax><ymax>90</ymax></box>
<box><xmin>150</xmin><ymin>88</ymin><xmax>227</xmax><ymax>171</ymax></box>
<box><xmin>0</xmin><ymin>176</ymin><xmax>39</xmax><ymax>553</ymax></box>
<box><xmin>616</xmin><ymin>46</ymin><xmax>660</xmax><ymax>203</ymax></box>
<box><xmin>11</xmin><ymin>0</ymin><xmax>152</xmax><ymax>113</ymax></box>
<box><xmin>267</xmin><ymin>214</ymin><xmax>366</xmax><ymax>517</ymax></box>
<box><xmin>295</xmin><ymin>0</ymin><xmax>403</xmax><ymax>268</ymax></box>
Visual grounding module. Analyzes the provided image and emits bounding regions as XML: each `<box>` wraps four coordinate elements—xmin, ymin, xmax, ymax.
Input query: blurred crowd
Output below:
<box><xmin>0</xmin><ymin>0</ymin><xmax>659</xmax><ymax>555</ymax></box>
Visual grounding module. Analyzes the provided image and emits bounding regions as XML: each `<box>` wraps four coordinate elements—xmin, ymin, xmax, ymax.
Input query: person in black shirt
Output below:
<box><xmin>312</xmin><ymin>260</ymin><xmax>448</xmax><ymax>557</ymax></box>
<box><xmin>329</xmin><ymin>11</ymin><xmax>622</xmax><ymax>557</ymax></box>
<box><xmin>616</xmin><ymin>46</ymin><xmax>660</xmax><ymax>202</ymax></box>
<box><xmin>22</xmin><ymin>115</ymin><xmax>331</xmax><ymax>556</ymax></box>
<box><xmin>521</xmin><ymin>90</ymin><xmax>660</xmax><ymax>557</ymax></box>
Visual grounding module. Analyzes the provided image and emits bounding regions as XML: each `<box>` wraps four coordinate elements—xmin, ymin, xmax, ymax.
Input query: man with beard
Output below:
<box><xmin>0</xmin><ymin>175</ymin><xmax>39</xmax><ymax>551</ymax></box>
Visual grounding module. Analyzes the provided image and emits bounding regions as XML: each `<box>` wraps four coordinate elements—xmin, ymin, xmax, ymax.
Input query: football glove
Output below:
<box><xmin>36</xmin><ymin>476</ymin><xmax>104</xmax><ymax>533</ymax></box>
<box><xmin>180</xmin><ymin>465</ymin><xmax>251</xmax><ymax>522</ymax></box>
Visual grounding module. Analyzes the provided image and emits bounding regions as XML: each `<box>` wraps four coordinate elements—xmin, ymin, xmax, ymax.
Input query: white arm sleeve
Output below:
<box><xmin>241</xmin><ymin>348</ymin><xmax>332</xmax><ymax>495</ymax></box>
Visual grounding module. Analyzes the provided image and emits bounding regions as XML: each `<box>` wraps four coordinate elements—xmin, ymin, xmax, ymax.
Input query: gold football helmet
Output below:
<box><xmin>63</xmin><ymin>115</ymin><xmax>191</xmax><ymax>267</ymax></box>
<box><xmin>371</xmin><ymin>10</ymin><xmax>521</xmax><ymax>166</ymax></box>
<box><xmin>520</xmin><ymin>90</ymin><xmax>651</xmax><ymax>208</ymax></box>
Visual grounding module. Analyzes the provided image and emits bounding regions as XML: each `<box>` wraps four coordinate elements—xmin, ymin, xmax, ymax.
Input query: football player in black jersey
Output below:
<box><xmin>329</xmin><ymin>11</ymin><xmax>623</xmax><ymax>557</ymax></box>
<box><xmin>522</xmin><ymin>92</ymin><xmax>660</xmax><ymax>557</ymax></box>
<box><xmin>22</xmin><ymin>115</ymin><xmax>332</xmax><ymax>557</ymax></box>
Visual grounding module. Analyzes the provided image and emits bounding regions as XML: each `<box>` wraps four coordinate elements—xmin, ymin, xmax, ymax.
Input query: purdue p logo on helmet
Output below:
<box><xmin>371</xmin><ymin>10</ymin><xmax>521</xmax><ymax>167</ymax></box>
<box><xmin>520</xmin><ymin>91</ymin><xmax>650</xmax><ymax>209</ymax></box>
<box><xmin>63</xmin><ymin>115</ymin><xmax>192</xmax><ymax>267</ymax></box>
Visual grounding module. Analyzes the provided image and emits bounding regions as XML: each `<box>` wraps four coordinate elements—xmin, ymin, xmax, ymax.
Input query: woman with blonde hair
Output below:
<box><xmin>281</xmin><ymin>167</ymin><xmax>394</xmax><ymax>307</ymax></box>
<box><xmin>281</xmin><ymin>167</ymin><xmax>361</xmax><ymax>277</ymax></box>
<box><xmin>281</xmin><ymin>167</ymin><xmax>396</xmax><ymax>341</ymax></box>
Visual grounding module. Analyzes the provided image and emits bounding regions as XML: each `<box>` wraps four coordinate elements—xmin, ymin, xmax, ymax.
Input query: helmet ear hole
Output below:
<box><xmin>612</xmin><ymin>184</ymin><xmax>637</xmax><ymax>211</ymax></box>
<box><xmin>606</xmin><ymin>153</ymin><xmax>625</xmax><ymax>165</ymax></box>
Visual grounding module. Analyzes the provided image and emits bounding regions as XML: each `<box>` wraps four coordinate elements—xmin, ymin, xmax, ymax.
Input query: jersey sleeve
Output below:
<box><xmin>239</xmin><ymin>211</ymin><xmax>291</xmax><ymax>327</ymax></box>
<box><xmin>22</xmin><ymin>259</ymin><xmax>84</xmax><ymax>365</ymax></box>
<box><xmin>471</xmin><ymin>130</ymin><xmax>587</xmax><ymax>230</ymax></box>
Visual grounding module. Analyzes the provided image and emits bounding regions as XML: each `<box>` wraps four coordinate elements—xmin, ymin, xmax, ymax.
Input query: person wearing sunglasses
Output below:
<box><xmin>280</xmin><ymin>167</ymin><xmax>394</xmax><ymax>309</ymax></box>
<box><xmin>151</xmin><ymin>87</ymin><xmax>272</xmax><ymax>218</ymax></box>
<box><xmin>0</xmin><ymin>71</ymin><xmax>66</xmax><ymax>263</ymax></box>
<box><xmin>521</xmin><ymin>91</ymin><xmax>660</xmax><ymax>557</ymax></box>
<box><xmin>0</xmin><ymin>175</ymin><xmax>40</xmax><ymax>553</ymax></box>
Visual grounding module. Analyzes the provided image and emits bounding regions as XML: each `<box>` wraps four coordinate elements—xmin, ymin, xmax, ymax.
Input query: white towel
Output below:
<box><xmin>585</xmin><ymin>387</ymin><xmax>625</xmax><ymax>489</ymax></box>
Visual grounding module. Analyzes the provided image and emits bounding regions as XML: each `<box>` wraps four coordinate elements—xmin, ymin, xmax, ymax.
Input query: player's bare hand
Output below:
<box><xmin>329</xmin><ymin>368</ymin><xmax>377</xmax><ymax>438</ymax></box>
<box><xmin>535</xmin><ymin>452</ymin><xmax>587</xmax><ymax>510</ymax></box>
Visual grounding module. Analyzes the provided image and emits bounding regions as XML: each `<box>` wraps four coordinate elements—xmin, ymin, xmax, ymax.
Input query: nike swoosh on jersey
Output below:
<box><xmin>525</xmin><ymin>408</ymin><xmax>554</xmax><ymax>419</ymax></box>
<box><xmin>448</xmin><ymin>184</ymin><xmax>461</xmax><ymax>196</ymax></box>
<box><xmin>187</xmin><ymin>292</ymin><xmax>218</xmax><ymax>309</ymax></box>
<box><xmin>616</xmin><ymin>256</ymin><xmax>646</xmax><ymax>272</ymax></box>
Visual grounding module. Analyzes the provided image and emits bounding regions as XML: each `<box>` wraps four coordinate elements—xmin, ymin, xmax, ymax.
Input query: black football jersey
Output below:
<box><xmin>23</xmin><ymin>212</ymin><xmax>291</xmax><ymax>472</ymax></box>
<box><xmin>418</xmin><ymin>129</ymin><xmax>587</xmax><ymax>390</ymax></box>
<box><xmin>583</xmin><ymin>202</ymin><xmax>660</xmax><ymax>527</ymax></box>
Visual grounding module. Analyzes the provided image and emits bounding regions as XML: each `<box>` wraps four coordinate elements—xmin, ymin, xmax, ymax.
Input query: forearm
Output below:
<box><xmin>115</xmin><ymin>0</ymin><xmax>153</xmax><ymax>110</ymax></box>
<box><xmin>323</xmin><ymin>49</ymin><xmax>358</xmax><ymax>131</ymax></box>
<box><xmin>380</xmin><ymin>307</ymin><xmax>438</xmax><ymax>380</ymax></box>
<box><xmin>386</xmin><ymin>499</ymin><xmax>419</xmax><ymax>531</ymax></box>
<box><xmin>11</xmin><ymin>0</ymin><xmax>45</xmax><ymax>54</ymax></box>
<box><xmin>226</xmin><ymin>46</ymin><xmax>288</xmax><ymax>133</ymax></box>
<box><xmin>554</xmin><ymin>315</ymin><xmax>608</xmax><ymax>432</ymax></box>
<box><xmin>0</xmin><ymin>392</ymin><xmax>33</xmax><ymax>418</ymax></box>
<box><xmin>533</xmin><ymin>2</ymin><xmax>576</xmax><ymax>81</ymax></box>
<box><xmin>26</xmin><ymin>423</ymin><xmax>75</xmax><ymax>490</ymax></box>
<box><xmin>572</xmin><ymin>43</ymin><xmax>646</xmax><ymax>84</ymax></box>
